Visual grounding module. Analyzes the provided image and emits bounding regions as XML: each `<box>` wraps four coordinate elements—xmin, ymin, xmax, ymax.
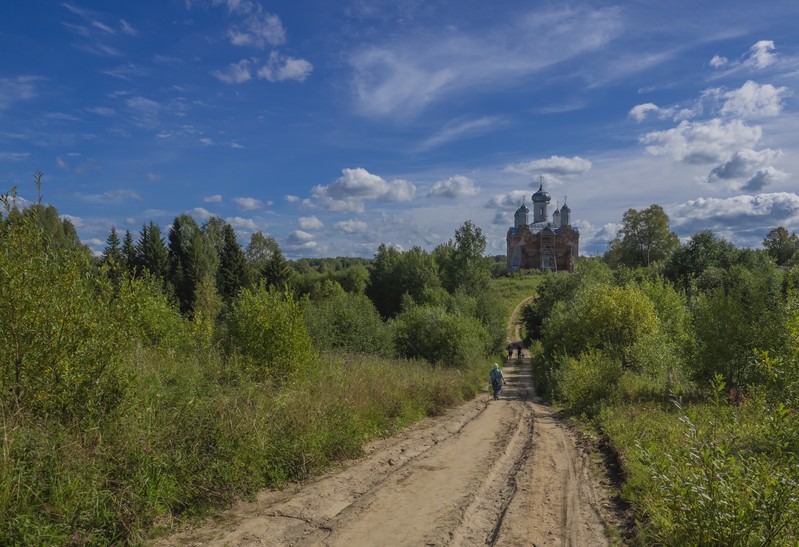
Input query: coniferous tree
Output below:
<box><xmin>245</xmin><ymin>231</ymin><xmax>280</xmax><ymax>285</ymax></box>
<box><xmin>217</xmin><ymin>223</ymin><xmax>248</xmax><ymax>304</ymax></box>
<box><xmin>122</xmin><ymin>230</ymin><xmax>137</xmax><ymax>274</ymax></box>
<box><xmin>263</xmin><ymin>247</ymin><xmax>292</xmax><ymax>290</ymax></box>
<box><xmin>138</xmin><ymin>221</ymin><xmax>169</xmax><ymax>279</ymax></box>
<box><xmin>168</xmin><ymin>214</ymin><xmax>217</xmax><ymax>314</ymax></box>
<box><xmin>102</xmin><ymin>226</ymin><xmax>125</xmax><ymax>283</ymax></box>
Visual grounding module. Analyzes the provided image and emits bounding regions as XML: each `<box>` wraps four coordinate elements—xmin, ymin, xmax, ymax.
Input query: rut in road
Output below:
<box><xmin>156</xmin><ymin>296</ymin><xmax>612</xmax><ymax>546</ymax></box>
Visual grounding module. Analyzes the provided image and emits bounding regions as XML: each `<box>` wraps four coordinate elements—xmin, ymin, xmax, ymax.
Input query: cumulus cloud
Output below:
<box><xmin>211</xmin><ymin>59</ymin><xmax>252</xmax><ymax>84</ymax></box>
<box><xmin>189</xmin><ymin>207</ymin><xmax>212</xmax><ymax>219</ymax></box>
<box><xmin>641</xmin><ymin>119</ymin><xmax>761</xmax><ymax>164</ymax></box>
<box><xmin>670</xmin><ymin>193</ymin><xmax>799</xmax><ymax>235</ymax></box>
<box><xmin>745</xmin><ymin>40</ymin><xmax>776</xmax><ymax>69</ymax></box>
<box><xmin>720</xmin><ymin>80</ymin><xmax>787</xmax><ymax>119</ymax></box>
<box><xmin>629</xmin><ymin>103</ymin><xmax>661</xmax><ymax>122</ymax></box>
<box><xmin>257</xmin><ymin>52</ymin><xmax>313</xmax><ymax>82</ymax></box>
<box><xmin>298</xmin><ymin>216</ymin><xmax>324</xmax><ymax>230</ymax></box>
<box><xmin>334</xmin><ymin>219</ymin><xmax>368</xmax><ymax>234</ymax></box>
<box><xmin>427</xmin><ymin>175</ymin><xmax>480</xmax><ymax>198</ymax></box>
<box><xmin>742</xmin><ymin>166</ymin><xmax>790</xmax><ymax>192</ymax></box>
<box><xmin>485</xmin><ymin>190</ymin><xmax>530</xmax><ymax>209</ymax></box>
<box><xmin>310</xmin><ymin>167</ymin><xmax>416</xmax><ymax>212</ymax></box>
<box><xmin>287</xmin><ymin>230</ymin><xmax>314</xmax><ymax>243</ymax></box>
<box><xmin>232</xmin><ymin>196</ymin><xmax>264</xmax><ymax>211</ymax></box>
<box><xmin>707</xmin><ymin>148</ymin><xmax>783</xmax><ymax>184</ymax></box>
<box><xmin>284</xmin><ymin>195</ymin><xmax>300</xmax><ymax>203</ymax></box>
<box><xmin>226</xmin><ymin>216</ymin><xmax>259</xmax><ymax>230</ymax></box>
<box><xmin>492</xmin><ymin>211</ymin><xmax>513</xmax><ymax>225</ymax></box>
<box><xmin>505</xmin><ymin>155</ymin><xmax>591</xmax><ymax>178</ymax></box>
<box><xmin>204</xmin><ymin>194</ymin><xmax>223</xmax><ymax>203</ymax></box>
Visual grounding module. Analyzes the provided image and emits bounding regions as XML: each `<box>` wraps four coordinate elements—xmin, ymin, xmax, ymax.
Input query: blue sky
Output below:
<box><xmin>1</xmin><ymin>0</ymin><xmax>798</xmax><ymax>258</ymax></box>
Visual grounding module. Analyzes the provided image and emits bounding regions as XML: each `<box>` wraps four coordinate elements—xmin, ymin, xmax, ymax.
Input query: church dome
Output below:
<box><xmin>532</xmin><ymin>183</ymin><xmax>550</xmax><ymax>203</ymax></box>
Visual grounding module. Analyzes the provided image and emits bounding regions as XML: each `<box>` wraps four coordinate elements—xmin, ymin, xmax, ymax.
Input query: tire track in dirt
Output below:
<box><xmin>154</xmin><ymin>294</ymin><xmax>613</xmax><ymax>546</ymax></box>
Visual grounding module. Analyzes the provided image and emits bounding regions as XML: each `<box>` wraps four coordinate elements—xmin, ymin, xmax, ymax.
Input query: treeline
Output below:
<box><xmin>525</xmin><ymin>204</ymin><xmax>799</xmax><ymax>544</ymax></box>
<box><xmin>0</xmin><ymin>178</ymin><xmax>506</xmax><ymax>544</ymax></box>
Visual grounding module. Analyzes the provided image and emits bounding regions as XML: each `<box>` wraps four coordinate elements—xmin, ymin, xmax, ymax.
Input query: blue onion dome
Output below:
<box><xmin>561</xmin><ymin>202</ymin><xmax>570</xmax><ymax>212</ymax></box>
<box><xmin>531</xmin><ymin>182</ymin><xmax>551</xmax><ymax>203</ymax></box>
<box><xmin>517</xmin><ymin>203</ymin><xmax>529</xmax><ymax>212</ymax></box>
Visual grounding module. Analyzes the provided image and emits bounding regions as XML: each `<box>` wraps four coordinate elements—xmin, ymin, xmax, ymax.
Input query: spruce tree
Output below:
<box><xmin>121</xmin><ymin>230</ymin><xmax>137</xmax><ymax>274</ymax></box>
<box><xmin>137</xmin><ymin>221</ymin><xmax>169</xmax><ymax>279</ymax></box>
<box><xmin>263</xmin><ymin>247</ymin><xmax>292</xmax><ymax>290</ymax></box>
<box><xmin>217</xmin><ymin>223</ymin><xmax>247</xmax><ymax>304</ymax></box>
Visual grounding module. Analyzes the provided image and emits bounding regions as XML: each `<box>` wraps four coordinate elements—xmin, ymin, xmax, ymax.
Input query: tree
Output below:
<box><xmin>366</xmin><ymin>245</ymin><xmax>440</xmax><ymax>317</ymax></box>
<box><xmin>763</xmin><ymin>226</ymin><xmax>799</xmax><ymax>266</ymax></box>
<box><xmin>168</xmin><ymin>214</ymin><xmax>217</xmax><ymax>314</ymax></box>
<box><xmin>217</xmin><ymin>223</ymin><xmax>248</xmax><ymax>304</ymax></box>
<box><xmin>245</xmin><ymin>231</ymin><xmax>280</xmax><ymax>284</ymax></box>
<box><xmin>664</xmin><ymin>230</ymin><xmax>736</xmax><ymax>293</ymax></box>
<box><xmin>439</xmin><ymin>220</ymin><xmax>490</xmax><ymax>296</ymax></box>
<box><xmin>605</xmin><ymin>205</ymin><xmax>679</xmax><ymax>268</ymax></box>
<box><xmin>121</xmin><ymin>229</ymin><xmax>137</xmax><ymax>274</ymax></box>
<box><xmin>102</xmin><ymin>226</ymin><xmax>125</xmax><ymax>283</ymax></box>
<box><xmin>262</xmin><ymin>247</ymin><xmax>292</xmax><ymax>290</ymax></box>
<box><xmin>137</xmin><ymin>222</ymin><xmax>169</xmax><ymax>279</ymax></box>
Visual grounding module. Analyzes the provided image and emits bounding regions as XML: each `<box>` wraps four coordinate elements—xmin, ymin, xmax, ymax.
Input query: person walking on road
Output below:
<box><xmin>489</xmin><ymin>363</ymin><xmax>507</xmax><ymax>400</ymax></box>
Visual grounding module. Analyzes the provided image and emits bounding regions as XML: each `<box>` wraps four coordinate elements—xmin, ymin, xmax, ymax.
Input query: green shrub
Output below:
<box><xmin>392</xmin><ymin>305</ymin><xmax>487</xmax><ymax>367</ymax></box>
<box><xmin>228</xmin><ymin>283</ymin><xmax>316</xmax><ymax>381</ymax></box>
<box><xmin>304</xmin><ymin>292</ymin><xmax>395</xmax><ymax>356</ymax></box>
<box><xmin>557</xmin><ymin>350</ymin><xmax>622</xmax><ymax>414</ymax></box>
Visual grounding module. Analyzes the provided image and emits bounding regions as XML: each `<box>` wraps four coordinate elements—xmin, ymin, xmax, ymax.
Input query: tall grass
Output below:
<box><xmin>1</xmin><ymin>345</ymin><xmax>485</xmax><ymax>544</ymax></box>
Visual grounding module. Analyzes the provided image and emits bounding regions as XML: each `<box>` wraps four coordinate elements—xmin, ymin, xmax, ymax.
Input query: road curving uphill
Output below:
<box><xmin>156</xmin><ymin>299</ymin><xmax>613</xmax><ymax>546</ymax></box>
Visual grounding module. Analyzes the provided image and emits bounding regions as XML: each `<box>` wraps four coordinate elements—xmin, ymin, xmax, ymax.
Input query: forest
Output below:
<box><xmin>3</xmin><ymin>175</ymin><xmax>799</xmax><ymax>545</ymax></box>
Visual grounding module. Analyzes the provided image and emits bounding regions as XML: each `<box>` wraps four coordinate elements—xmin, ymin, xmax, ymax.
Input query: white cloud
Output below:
<box><xmin>0</xmin><ymin>76</ymin><xmax>41</xmax><ymax>109</ymax></box>
<box><xmin>200</xmin><ymin>137</ymin><xmax>213</xmax><ymax>145</ymax></box>
<box><xmin>256</xmin><ymin>52</ymin><xmax>313</xmax><ymax>82</ymax></box>
<box><xmin>427</xmin><ymin>175</ymin><xmax>480</xmax><ymax>198</ymax></box>
<box><xmin>311</xmin><ymin>167</ymin><xmax>416</xmax><ymax>211</ymax></box>
<box><xmin>505</xmin><ymin>155</ymin><xmax>592</xmax><ymax>178</ymax></box>
<box><xmin>190</xmin><ymin>207</ymin><xmax>212</xmax><ymax>219</ymax></box>
<box><xmin>119</xmin><ymin>19</ymin><xmax>138</xmax><ymax>36</ymax></box>
<box><xmin>670</xmin><ymin>193</ymin><xmax>799</xmax><ymax>239</ymax></box>
<box><xmin>709</xmin><ymin>54</ymin><xmax>728</xmax><ymax>68</ymax></box>
<box><xmin>298</xmin><ymin>215</ymin><xmax>324</xmax><ymax>230</ymax></box>
<box><xmin>226</xmin><ymin>216</ymin><xmax>259</xmax><ymax>230</ymax></box>
<box><xmin>629</xmin><ymin>103</ymin><xmax>661</xmax><ymax>122</ymax></box>
<box><xmin>204</xmin><ymin>194</ymin><xmax>223</xmax><ymax>203</ymax></box>
<box><xmin>102</xmin><ymin>63</ymin><xmax>149</xmax><ymax>80</ymax></box>
<box><xmin>745</xmin><ymin>40</ymin><xmax>776</xmax><ymax>69</ymax></box>
<box><xmin>284</xmin><ymin>195</ymin><xmax>300</xmax><ymax>203</ymax></box>
<box><xmin>742</xmin><ymin>166</ymin><xmax>790</xmax><ymax>192</ymax></box>
<box><xmin>287</xmin><ymin>230</ymin><xmax>314</xmax><ymax>243</ymax></box>
<box><xmin>707</xmin><ymin>148</ymin><xmax>783</xmax><ymax>184</ymax></box>
<box><xmin>211</xmin><ymin>59</ymin><xmax>252</xmax><ymax>84</ymax></box>
<box><xmin>720</xmin><ymin>80</ymin><xmax>787</xmax><ymax>119</ymax></box>
<box><xmin>418</xmin><ymin>116</ymin><xmax>504</xmax><ymax>150</ymax></box>
<box><xmin>485</xmin><ymin>190</ymin><xmax>531</xmax><ymax>209</ymax></box>
<box><xmin>232</xmin><ymin>196</ymin><xmax>264</xmax><ymax>211</ymax></box>
<box><xmin>80</xmin><ymin>189</ymin><xmax>142</xmax><ymax>204</ymax></box>
<box><xmin>641</xmin><ymin>119</ymin><xmax>762</xmax><ymax>164</ymax></box>
<box><xmin>86</xmin><ymin>106</ymin><xmax>115</xmax><ymax>116</ymax></box>
<box><xmin>349</xmin><ymin>5</ymin><xmax>623</xmax><ymax>117</ymax></box>
<box><xmin>0</xmin><ymin>151</ymin><xmax>29</xmax><ymax>161</ymax></box>
<box><xmin>227</xmin><ymin>11</ymin><xmax>286</xmax><ymax>49</ymax></box>
<box><xmin>334</xmin><ymin>219</ymin><xmax>368</xmax><ymax>234</ymax></box>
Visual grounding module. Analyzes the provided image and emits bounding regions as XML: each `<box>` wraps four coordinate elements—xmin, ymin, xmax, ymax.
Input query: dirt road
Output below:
<box><xmin>157</xmin><ymin>299</ymin><xmax>613</xmax><ymax>546</ymax></box>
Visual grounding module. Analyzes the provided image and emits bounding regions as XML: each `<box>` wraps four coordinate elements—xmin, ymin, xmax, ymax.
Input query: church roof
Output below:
<box><xmin>531</xmin><ymin>182</ymin><xmax>550</xmax><ymax>203</ymax></box>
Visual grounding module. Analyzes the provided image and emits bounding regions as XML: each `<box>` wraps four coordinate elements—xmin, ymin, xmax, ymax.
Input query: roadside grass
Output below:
<box><xmin>598</xmin><ymin>398</ymin><xmax>799</xmax><ymax>545</ymax></box>
<box><xmin>1</xmin><ymin>346</ymin><xmax>487</xmax><ymax>545</ymax></box>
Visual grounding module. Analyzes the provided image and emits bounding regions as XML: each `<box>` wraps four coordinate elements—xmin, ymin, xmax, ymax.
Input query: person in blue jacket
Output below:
<box><xmin>489</xmin><ymin>363</ymin><xmax>507</xmax><ymax>400</ymax></box>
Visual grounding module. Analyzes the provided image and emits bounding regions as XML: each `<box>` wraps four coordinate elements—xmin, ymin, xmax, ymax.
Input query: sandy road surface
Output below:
<box><xmin>155</xmin><ymin>299</ymin><xmax>612</xmax><ymax>546</ymax></box>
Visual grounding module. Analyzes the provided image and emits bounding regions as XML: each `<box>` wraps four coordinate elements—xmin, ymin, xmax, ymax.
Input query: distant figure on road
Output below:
<box><xmin>517</xmin><ymin>346</ymin><xmax>523</xmax><ymax>359</ymax></box>
<box><xmin>489</xmin><ymin>363</ymin><xmax>507</xmax><ymax>401</ymax></box>
<box><xmin>507</xmin><ymin>344</ymin><xmax>513</xmax><ymax>359</ymax></box>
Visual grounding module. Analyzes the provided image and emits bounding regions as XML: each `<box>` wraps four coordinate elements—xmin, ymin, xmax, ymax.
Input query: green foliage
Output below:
<box><xmin>0</xmin><ymin>196</ymin><xmax>128</xmax><ymax>422</ymax></box>
<box><xmin>115</xmin><ymin>273</ymin><xmax>191</xmax><ymax>350</ymax></box>
<box><xmin>605</xmin><ymin>204</ymin><xmax>679</xmax><ymax>268</ymax></box>
<box><xmin>216</xmin><ymin>223</ymin><xmax>248</xmax><ymax>304</ymax></box>
<box><xmin>367</xmin><ymin>244</ymin><xmax>440</xmax><ymax>318</ymax></box>
<box><xmin>305</xmin><ymin>292</ymin><xmax>395</xmax><ymax>356</ymax></box>
<box><xmin>664</xmin><ymin>230</ymin><xmax>737</xmax><ymax>294</ymax></box>
<box><xmin>543</xmin><ymin>283</ymin><xmax>660</xmax><ymax>367</ymax></box>
<box><xmin>763</xmin><ymin>226</ymin><xmax>799</xmax><ymax>266</ymax></box>
<box><xmin>168</xmin><ymin>214</ymin><xmax>217</xmax><ymax>314</ymax></box>
<box><xmin>228</xmin><ymin>283</ymin><xmax>316</xmax><ymax>381</ymax></box>
<box><xmin>557</xmin><ymin>350</ymin><xmax>622</xmax><ymax>415</ymax></box>
<box><xmin>137</xmin><ymin>221</ymin><xmax>170</xmax><ymax>279</ymax></box>
<box><xmin>691</xmin><ymin>264</ymin><xmax>787</xmax><ymax>387</ymax></box>
<box><xmin>392</xmin><ymin>304</ymin><xmax>487</xmax><ymax>367</ymax></box>
<box><xmin>438</xmin><ymin>220</ymin><xmax>491</xmax><ymax>296</ymax></box>
<box><xmin>262</xmin><ymin>247</ymin><xmax>293</xmax><ymax>290</ymax></box>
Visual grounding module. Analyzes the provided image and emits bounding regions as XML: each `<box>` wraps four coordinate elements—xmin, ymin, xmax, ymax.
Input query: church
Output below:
<box><xmin>506</xmin><ymin>180</ymin><xmax>579</xmax><ymax>273</ymax></box>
